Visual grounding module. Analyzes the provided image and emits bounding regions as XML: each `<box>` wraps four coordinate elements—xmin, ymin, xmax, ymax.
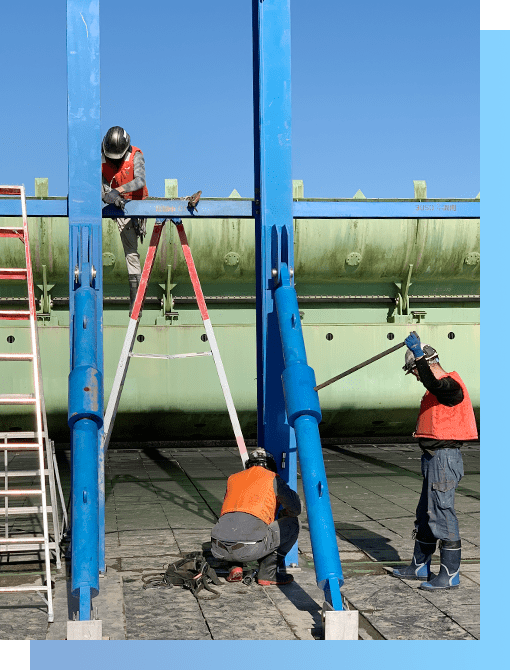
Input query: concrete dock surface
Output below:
<box><xmin>0</xmin><ymin>441</ymin><xmax>480</xmax><ymax>641</ymax></box>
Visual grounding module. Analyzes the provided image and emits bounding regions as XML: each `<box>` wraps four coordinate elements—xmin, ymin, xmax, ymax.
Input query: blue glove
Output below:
<box><xmin>404</xmin><ymin>330</ymin><xmax>425</xmax><ymax>358</ymax></box>
<box><xmin>405</xmin><ymin>331</ymin><xmax>424</xmax><ymax>359</ymax></box>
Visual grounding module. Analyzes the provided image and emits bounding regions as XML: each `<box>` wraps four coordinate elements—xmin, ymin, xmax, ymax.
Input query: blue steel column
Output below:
<box><xmin>252</xmin><ymin>0</ymin><xmax>298</xmax><ymax>565</ymax></box>
<box><xmin>67</xmin><ymin>0</ymin><xmax>103</xmax><ymax>620</ymax></box>
<box><xmin>275</xmin><ymin>265</ymin><xmax>344</xmax><ymax>610</ymax></box>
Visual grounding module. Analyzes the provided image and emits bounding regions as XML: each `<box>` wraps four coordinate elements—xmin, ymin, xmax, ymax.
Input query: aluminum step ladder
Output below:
<box><xmin>0</xmin><ymin>184</ymin><xmax>67</xmax><ymax>623</ymax></box>
<box><xmin>102</xmin><ymin>216</ymin><xmax>248</xmax><ymax>466</ymax></box>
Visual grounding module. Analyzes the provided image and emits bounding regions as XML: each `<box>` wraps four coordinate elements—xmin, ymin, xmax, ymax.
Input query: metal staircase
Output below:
<box><xmin>0</xmin><ymin>184</ymin><xmax>67</xmax><ymax>623</ymax></box>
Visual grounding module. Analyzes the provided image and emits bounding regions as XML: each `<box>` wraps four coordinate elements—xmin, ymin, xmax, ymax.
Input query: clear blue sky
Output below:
<box><xmin>0</xmin><ymin>0</ymin><xmax>479</xmax><ymax>199</ymax></box>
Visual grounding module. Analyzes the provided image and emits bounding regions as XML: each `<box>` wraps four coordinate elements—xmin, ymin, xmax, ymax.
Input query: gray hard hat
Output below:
<box><xmin>102</xmin><ymin>126</ymin><xmax>131</xmax><ymax>160</ymax></box>
<box><xmin>246</xmin><ymin>448</ymin><xmax>278</xmax><ymax>473</ymax></box>
<box><xmin>403</xmin><ymin>344</ymin><xmax>439</xmax><ymax>374</ymax></box>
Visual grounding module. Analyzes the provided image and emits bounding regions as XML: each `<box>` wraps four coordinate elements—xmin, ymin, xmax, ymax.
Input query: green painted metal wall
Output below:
<box><xmin>0</xmin><ymin>180</ymin><xmax>480</xmax><ymax>441</ymax></box>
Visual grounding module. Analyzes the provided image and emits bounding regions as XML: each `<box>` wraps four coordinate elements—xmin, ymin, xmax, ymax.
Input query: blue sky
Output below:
<box><xmin>0</xmin><ymin>0</ymin><xmax>479</xmax><ymax>199</ymax></box>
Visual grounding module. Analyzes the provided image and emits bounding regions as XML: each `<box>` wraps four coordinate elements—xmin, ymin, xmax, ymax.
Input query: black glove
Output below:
<box><xmin>103</xmin><ymin>189</ymin><xmax>125</xmax><ymax>208</ymax></box>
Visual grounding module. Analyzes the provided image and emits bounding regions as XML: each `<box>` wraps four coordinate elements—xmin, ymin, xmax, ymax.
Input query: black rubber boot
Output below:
<box><xmin>419</xmin><ymin>540</ymin><xmax>461</xmax><ymax>591</ymax></box>
<box><xmin>128</xmin><ymin>274</ymin><xmax>141</xmax><ymax>316</ymax></box>
<box><xmin>393</xmin><ymin>538</ymin><xmax>437</xmax><ymax>580</ymax></box>
<box><xmin>257</xmin><ymin>551</ymin><xmax>293</xmax><ymax>586</ymax></box>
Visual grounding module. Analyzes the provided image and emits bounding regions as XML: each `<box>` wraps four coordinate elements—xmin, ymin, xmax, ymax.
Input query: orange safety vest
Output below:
<box><xmin>220</xmin><ymin>466</ymin><xmax>278</xmax><ymax>525</ymax></box>
<box><xmin>102</xmin><ymin>146</ymin><xmax>148</xmax><ymax>200</ymax></box>
<box><xmin>414</xmin><ymin>370</ymin><xmax>478</xmax><ymax>441</ymax></box>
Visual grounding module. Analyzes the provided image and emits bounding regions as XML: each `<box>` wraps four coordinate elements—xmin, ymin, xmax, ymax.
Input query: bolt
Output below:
<box><xmin>271</xmin><ymin>268</ymin><xmax>278</xmax><ymax>278</ymax></box>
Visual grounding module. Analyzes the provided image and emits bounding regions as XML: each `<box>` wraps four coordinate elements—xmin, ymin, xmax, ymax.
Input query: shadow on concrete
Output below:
<box><xmin>334</xmin><ymin>523</ymin><xmax>402</xmax><ymax>562</ymax></box>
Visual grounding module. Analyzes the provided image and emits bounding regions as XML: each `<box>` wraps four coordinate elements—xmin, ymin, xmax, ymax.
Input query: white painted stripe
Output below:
<box><xmin>203</xmin><ymin>318</ymin><xmax>249</xmax><ymax>466</ymax></box>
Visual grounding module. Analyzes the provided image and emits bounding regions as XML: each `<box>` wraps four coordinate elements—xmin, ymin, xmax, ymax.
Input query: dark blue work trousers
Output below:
<box><xmin>415</xmin><ymin>448</ymin><xmax>464</xmax><ymax>543</ymax></box>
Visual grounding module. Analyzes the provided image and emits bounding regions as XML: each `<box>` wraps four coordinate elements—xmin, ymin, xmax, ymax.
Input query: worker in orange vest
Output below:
<box><xmin>392</xmin><ymin>331</ymin><xmax>478</xmax><ymax>590</ymax></box>
<box><xmin>211</xmin><ymin>448</ymin><xmax>301</xmax><ymax>586</ymax></box>
<box><xmin>101</xmin><ymin>126</ymin><xmax>149</xmax><ymax>314</ymax></box>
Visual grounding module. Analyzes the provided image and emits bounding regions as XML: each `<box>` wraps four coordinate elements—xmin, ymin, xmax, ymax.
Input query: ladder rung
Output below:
<box><xmin>0</xmin><ymin>489</ymin><xmax>43</xmax><ymax>496</ymax></box>
<box><xmin>0</xmin><ymin>469</ymin><xmax>48</xmax><ymax>477</ymax></box>
<box><xmin>129</xmin><ymin>351</ymin><xmax>213</xmax><ymax>360</ymax></box>
<box><xmin>0</xmin><ymin>394</ymin><xmax>36</xmax><ymax>405</ymax></box>
<box><xmin>0</xmin><ymin>432</ymin><xmax>39</xmax><ymax>439</ymax></box>
<box><xmin>0</xmin><ymin>586</ymin><xmax>50</xmax><ymax>593</ymax></box>
<box><xmin>0</xmin><ymin>353</ymin><xmax>34</xmax><ymax>361</ymax></box>
<box><xmin>0</xmin><ymin>310</ymin><xmax>31</xmax><ymax>321</ymax></box>
<box><xmin>0</xmin><ymin>505</ymin><xmax>53</xmax><ymax>515</ymax></box>
<box><xmin>0</xmin><ymin>268</ymin><xmax>28</xmax><ymax>280</ymax></box>
<box><xmin>0</xmin><ymin>227</ymin><xmax>24</xmax><ymax>239</ymax></box>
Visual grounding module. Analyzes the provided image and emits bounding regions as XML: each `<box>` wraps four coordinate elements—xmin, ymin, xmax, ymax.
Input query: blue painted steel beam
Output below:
<box><xmin>67</xmin><ymin>0</ymin><xmax>103</xmax><ymax>620</ymax></box>
<box><xmin>252</xmin><ymin>0</ymin><xmax>298</xmax><ymax>565</ymax></box>
<box><xmin>0</xmin><ymin>199</ymin><xmax>480</xmax><ymax>218</ymax></box>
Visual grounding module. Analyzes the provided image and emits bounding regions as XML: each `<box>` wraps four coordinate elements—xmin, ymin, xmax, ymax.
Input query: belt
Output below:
<box><xmin>212</xmin><ymin>538</ymin><xmax>259</xmax><ymax>552</ymax></box>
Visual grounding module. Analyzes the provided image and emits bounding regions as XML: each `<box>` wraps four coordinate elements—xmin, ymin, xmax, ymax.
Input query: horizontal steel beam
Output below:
<box><xmin>0</xmin><ymin>198</ymin><xmax>480</xmax><ymax>219</ymax></box>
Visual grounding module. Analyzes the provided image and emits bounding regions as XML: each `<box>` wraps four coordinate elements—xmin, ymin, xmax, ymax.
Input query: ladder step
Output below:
<box><xmin>0</xmin><ymin>394</ymin><xmax>36</xmax><ymax>405</ymax></box>
<box><xmin>0</xmin><ymin>469</ymin><xmax>48</xmax><ymax>477</ymax></box>
<box><xmin>0</xmin><ymin>536</ymin><xmax>46</xmax><ymax>544</ymax></box>
<box><xmin>0</xmin><ymin>489</ymin><xmax>43</xmax><ymax>496</ymax></box>
<box><xmin>0</xmin><ymin>537</ymin><xmax>57</xmax><ymax>554</ymax></box>
<box><xmin>0</xmin><ymin>586</ymin><xmax>50</xmax><ymax>593</ymax></box>
<box><xmin>0</xmin><ymin>541</ymin><xmax>57</xmax><ymax>552</ymax></box>
<box><xmin>0</xmin><ymin>310</ymin><xmax>30</xmax><ymax>321</ymax></box>
<box><xmin>0</xmin><ymin>227</ymin><xmax>24</xmax><ymax>239</ymax></box>
<box><xmin>0</xmin><ymin>268</ymin><xmax>28</xmax><ymax>280</ymax></box>
<box><xmin>129</xmin><ymin>351</ymin><xmax>213</xmax><ymax>360</ymax></box>
<box><xmin>0</xmin><ymin>186</ymin><xmax>22</xmax><ymax>195</ymax></box>
<box><xmin>0</xmin><ymin>353</ymin><xmax>34</xmax><ymax>361</ymax></box>
<box><xmin>0</xmin><ymin>505</ymin><xmax>53</xmax><ymax>515</ymax></box>
<box><xmin>0</xmin><ymin>444</ymin><xmax>41</xmax><ymax>451</ymax></box>
<box><xmin>0</xmin><ymin>431</ymin><xmax>39</xmax><ymax>439</ymax></box>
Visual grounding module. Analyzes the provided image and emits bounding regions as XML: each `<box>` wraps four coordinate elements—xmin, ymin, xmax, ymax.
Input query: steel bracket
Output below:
<box><xmin>36</xmin><ymin>264</ymin><xmax>55</xmax><ymax>316</ymax></box>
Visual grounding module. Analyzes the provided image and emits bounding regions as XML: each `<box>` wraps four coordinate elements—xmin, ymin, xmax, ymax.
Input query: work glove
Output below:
<box><xmin>405</xmin><ymin>331</ymin><xmax>424</xmax><ymax>359</ymax></box>
<box><xmin>103</xmin><ymin>188</ymin><xmax>126</xmax><ymax>209</ymax></box>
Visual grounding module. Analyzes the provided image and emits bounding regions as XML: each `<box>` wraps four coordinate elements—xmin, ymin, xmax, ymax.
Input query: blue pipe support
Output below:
<box><xmin>67</xmin><ymin>0</ymin><xmax>103</xmax><ymax>618</ymax></box>
<box><xmin>275</xmin><ymin>264</ymin><xmax>344</xmax><ymax>610</ymax></box>
<box><xmin>70</xmin><ymin>418</ymin><xmax>99</xmax><ymax>614</ymax></box>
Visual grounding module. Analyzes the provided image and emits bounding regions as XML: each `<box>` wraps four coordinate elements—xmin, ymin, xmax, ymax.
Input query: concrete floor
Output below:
<box><xmin>0</xmin><ymin>441</ymin><xmax>479</xmax><ymax>640</ymax></box>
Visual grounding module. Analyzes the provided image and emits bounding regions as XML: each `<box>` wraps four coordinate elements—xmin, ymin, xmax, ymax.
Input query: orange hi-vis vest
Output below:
<box><xmin>414</xmin><ymin>370</ymin><xmax>478</xmax><ymax>441</ymax></box>
<box><xmin>220</xmin><ymin>466</ymin><xmax>278</xmax><ymax>525</ymax></box>
<box><xmin>102</xmin><ymin>146</ymin><xmax>148</xmax><ymax>200</ymax></box>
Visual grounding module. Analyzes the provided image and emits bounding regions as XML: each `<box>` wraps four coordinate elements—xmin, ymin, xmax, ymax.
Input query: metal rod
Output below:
<box><xmin>314</xmin><ymin>341</ymin><xmax>406</xmax><ymax>391</ymax></box>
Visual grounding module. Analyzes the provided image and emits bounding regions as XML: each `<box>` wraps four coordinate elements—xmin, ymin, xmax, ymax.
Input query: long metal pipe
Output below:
<box><xmin>275</xmin><ymin>264</ymin><xmax>344</xmax><ymax>610</ymax></box>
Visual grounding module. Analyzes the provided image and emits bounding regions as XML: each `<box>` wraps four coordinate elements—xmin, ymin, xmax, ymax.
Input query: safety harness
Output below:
<box><xmin>142</xmin><ymin>551</ymin><xmax>222</xmax><ymax>599</ymax></box>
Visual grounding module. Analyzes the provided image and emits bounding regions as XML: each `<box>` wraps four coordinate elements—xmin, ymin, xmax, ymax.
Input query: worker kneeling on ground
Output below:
<box><xmin>392</xmin><ymin>331</ymin><xmax>478</xmax><ymax>591</ymax></box>
<box><xmin>211</xmin><ymin>448</ymin><xmax>301</xmax><ymax>586</ymax></box>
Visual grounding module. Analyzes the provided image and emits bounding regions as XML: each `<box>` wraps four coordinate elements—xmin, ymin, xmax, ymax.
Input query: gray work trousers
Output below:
<box><xmin>116</xmin><ymin>217</ymin><xmax>145</xmax><ymax>275</ymax></box>
<box><xmin>415</xmin><ymin>448</ymin><xmax>464</xmax><ymax>543</ymax></box>
<box><xmin>211</xmin><ymin>516</ymin><xmax>299</xmax><ymax>564</ymax></box>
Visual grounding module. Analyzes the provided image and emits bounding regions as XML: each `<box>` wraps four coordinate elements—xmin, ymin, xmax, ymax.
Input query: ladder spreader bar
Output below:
<box><xmin>129</xmin><ymin>351</ymin><xmax>213</xmax><ymax>360</ymax></box>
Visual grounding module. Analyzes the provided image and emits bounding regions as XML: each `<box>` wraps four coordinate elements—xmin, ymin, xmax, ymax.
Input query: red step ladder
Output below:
<box><xmin>0</xmin><ymin>185</ymin><xmax>67</xmax><ymax>622</ymax></box>
<box><xmin>102</xmin><ymin>217</ymin><xmax>249</xmax><ymax>466</ymax></box>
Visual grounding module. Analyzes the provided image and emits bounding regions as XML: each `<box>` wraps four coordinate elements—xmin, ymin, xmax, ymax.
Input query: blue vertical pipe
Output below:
<box><xmin>252</xmin><ymin>0</ymin><xmax>297</xmax><ymax>565</ymax></box>
<box><xmin>67</xmin><ymin>0</ymin><xmax>103</xmax><ymax>620</ymax></box>
<box><xmin>275</xmin><ymin>264</ymin><xmax>344</xmax><ymax>610</ymax></box>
